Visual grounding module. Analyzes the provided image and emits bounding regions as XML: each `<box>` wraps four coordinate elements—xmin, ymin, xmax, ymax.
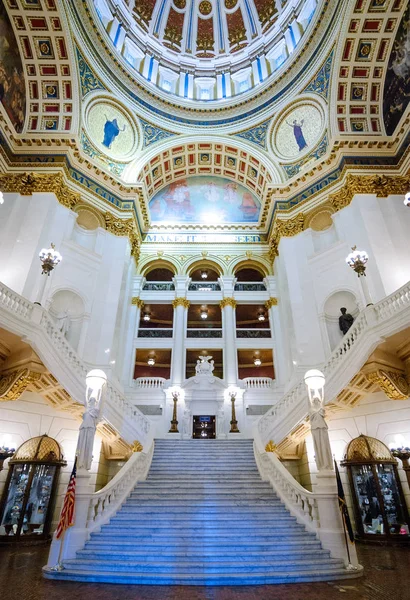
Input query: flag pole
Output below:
<box><xmin>51</xmin><ymin>529</ymin><xmax>66</xmax><ymax>572</ymax></box>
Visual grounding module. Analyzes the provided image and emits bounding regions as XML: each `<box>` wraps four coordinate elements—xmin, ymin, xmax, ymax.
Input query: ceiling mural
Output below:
<box><xmin>149</xmin><ymin>176</ymin><xmax>261</xmax><ymax>224</ymax></box>
<box><xmin>274</xmin><ymin>104</ymin><xmax>324</xmax><ymax>160</ymax></box>
<box><xmin>0</xmin><ymin>2</ymin><xmax>26</xmax><ymax>133</ymax></box>
<box><xmin>85</xmin><ymin>99</ymin><xmax>138</xmax><ymax>160</ymax></box>
<box><xmin>383</xmin><ymin>3</ymin><xmax>410</xmax><ymax>135</ymax></box>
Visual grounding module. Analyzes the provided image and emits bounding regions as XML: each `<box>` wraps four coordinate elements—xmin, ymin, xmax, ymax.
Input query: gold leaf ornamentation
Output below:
<box><xmin>265</xmin><ymin>297</ymin><xmax>278</xmax><ymax>309</ymax></box>
<box><xmin>0</xmin><ymin>369</ymin><xmax>41</xmax><ymax>402</ymax></box>
<box><xmin>265</xmin><ymin>441</ymin><xmax>277</xmax><ymax>453</ymax></box>
<box><xmin>365</xmin><ymin>369</ymin><xmax>409</xmax><ymax>401</ymax></box>
<box><xmin>172</xmin><ymin>297</ymin><xmax>190</xmax><ymax>308</ymax></box>
<box><xmin>220</xmin><ymin>298</ymin><xmax>237</xmax><ymax>309</ymax></box>
<box><xmin>131</xmin><ymin>440</ymin><xmax>143</xmax><ymax>452</ymax></box>
<box><xmin>131</xmin><ymin>297</ymin><xmax>144</xmax><ymax>309</ymax></box>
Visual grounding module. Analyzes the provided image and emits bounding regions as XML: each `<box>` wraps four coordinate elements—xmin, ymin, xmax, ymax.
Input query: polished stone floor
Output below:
<box><xmin>0</xmin><ymin>543</ymin><xmax>408</xmax><ymax>600</ymax></box>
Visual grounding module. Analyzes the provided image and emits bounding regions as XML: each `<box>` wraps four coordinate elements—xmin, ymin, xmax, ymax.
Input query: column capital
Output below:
<box><xmin>131</xmin><ymin>297</ymin><xmax>144</xmax><ymax>309</ymax></box>
<box><xmin>172</xmin><ymin>297</ymin><xmax>190</xmax><ymax>309</ymax></box>
<box><xmin>220</xmin><ymin>297</ymin><xmax>237</xmax><ymax>309</ymax></box>
<box><xmin>265</xmin><ymin>297</ymin><xmax>278</xmax><ymax>309</ymax></box>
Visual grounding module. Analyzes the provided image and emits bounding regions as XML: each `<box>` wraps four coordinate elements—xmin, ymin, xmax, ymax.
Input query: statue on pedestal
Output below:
<box><xmin>76</xmin><ymin>397</ymin><xmax>100</xmax><ymax>470</ymax></box>
<box><xmin>195</xmin><ymin>355</ymin><xmax>215</xmax><ymax>375</ymax></box>
<box><xmin>309</xmin><ymin>398</ymin><xmax>333</xmax><ymax>471</ymax></box>
<box><xmin>339</xmin><ymin>307</ymin><xmax>354</xmax><ymax>335</ymax></box>
<box><xmin>183</xmin><ymin>408</ymin><xmax>191</xmax><ymax>437</ymax></box>
<box><xmin>55</xmin><ymin>309</ymin><xmax>71</xmax><ymax>338</ymax></box>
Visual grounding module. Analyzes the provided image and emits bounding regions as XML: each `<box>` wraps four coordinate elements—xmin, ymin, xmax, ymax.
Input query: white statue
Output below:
<box><xmin>195</xmin><ymin>355</ymin><xmax>215</xmax><ymax>375</ymax></box>
<box><xmin>309</xmin><ymin>398</ymin><xmax>333</xmax><ymax>471</ymax></box>
<box><xmin>76</xmin><ymin>397</ymin><xmax>100</xmax><ymax>470</ymax></box>
<box><xmin>183</xmin><ymin>408</ymin><xmax>191</xmax><ymax>437</ymax></box>
<box><xmin>55</xmin><ymin>309</ymin><xmax>71</xmax><ymax>338</ymax></box>
<box><xmin>216</xmin><ymin>406</ymin><xmax>225</xmax><ymax>438</ymax></box>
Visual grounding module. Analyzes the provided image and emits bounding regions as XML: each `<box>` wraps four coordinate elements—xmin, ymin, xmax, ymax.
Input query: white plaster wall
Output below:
<box><xmin>0</xmin><ymin>391</ymin><xmax>104</xmax><ymax>532</ymax></box>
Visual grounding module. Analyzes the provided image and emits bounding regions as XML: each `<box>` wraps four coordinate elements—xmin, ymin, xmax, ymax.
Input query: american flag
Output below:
<box><xmin>56</xmin><ymin>457</ymin><xmax>77</xmax><ymax>539</ymax></box>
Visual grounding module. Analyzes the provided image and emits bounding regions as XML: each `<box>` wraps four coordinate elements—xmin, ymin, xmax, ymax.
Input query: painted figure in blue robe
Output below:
<box><xmin>286</xmin><ymin>119</ymin><xmax>307</xmax><ymax>151</ymax></box>
<box><xmin>102</xmin><ymin>115</ymin><xmax>125</xmax><ymax>149</ymax></box>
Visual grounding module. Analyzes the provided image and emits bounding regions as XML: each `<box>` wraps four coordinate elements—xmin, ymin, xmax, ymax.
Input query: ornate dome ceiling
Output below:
<box><xmin>92</xmin><ymin>0</ymin><xmax>319</xmax><ymax>102</ymax></box>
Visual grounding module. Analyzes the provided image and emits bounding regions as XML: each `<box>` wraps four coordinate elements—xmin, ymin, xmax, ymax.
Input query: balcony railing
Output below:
<box><xmin>133</xmin><ymin>377</ymin><xmax>166</xmax><ymax>389</ymax></box>
<box><xmin>186</xmin><ymin>329</ymin><xmax>223</xmax><ymax>338</ymax></box>
<box><xmin>188</xmin><ymin>282</ymin><xmax>221</xmax><ymax>291</ymax></box>
<box><xmin>138</xmin><ymin>328</ymin><xmax>173</xmax><ymax>338</ymax></box>
<box><xmin>142</xmin><ymin>282</ymin><xmax>175</xmax><ymax>291</ymax></box>
<box><xmin>243</xmin><ymin>377</ymin><xmax>274</xmax><ymax>389</ymax></box>
<box><xmin>236</xmin><ymin>329</ymin><xmax>271</xmax><ymax>338</ymax></box>
<box><xmin>234</xmin><ymin>282</ymin><xmax>267</xmax><ymax>292</ymax></box>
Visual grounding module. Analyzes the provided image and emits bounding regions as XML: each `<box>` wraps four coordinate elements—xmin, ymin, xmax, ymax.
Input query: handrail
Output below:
<box><xmin>87</xmin><ymin>442</ymin><xmax>154</xmax><ymax>534</ymax></box>
<box><xmin>256</xmin><ymin>280</ymin><xmax>410</xmax><ymax>448</ymax></box>
<box><xmin>254</xmin><ymin>443</ymin><xmax>319</xmax><ymax>532</ymax></box>
<box><xmin>0</xmin><ymin>281</ymin><xmax>152</xmax><ymax>446</ymax></box>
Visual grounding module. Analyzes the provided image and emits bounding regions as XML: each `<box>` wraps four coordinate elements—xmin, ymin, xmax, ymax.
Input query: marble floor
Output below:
<box><xmin>0</xmin><ymin>543</ymin><xmax>408</xmax><ymax>600</ymax></box>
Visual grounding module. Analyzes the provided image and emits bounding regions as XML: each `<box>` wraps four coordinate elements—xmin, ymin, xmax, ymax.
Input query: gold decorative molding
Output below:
<box><xmin>265</xmin><ymin>297</ymin><xmax>278</xmax><ymax>309</ymax></box>
<box><xmin>220</xmin><ymin>297</ymin><xmax>237</xmax><ymax>309</ymax></box>
<box><xmin>131</xmin><ymin>297</ymin><xmax>144</xmax><ymax>309</ymax></box>
<box><xmin>329</xmin><ymin>173</ymin><xmax>410</xmax><ymax>212</ymax></box>
<box><xmin>0</xmin><ymin>369</ymin><xmax>42</xmax><ymax>402</ymax></box>
<box><xmin>365</xmin><ymin>369</ymin><xmax>409</xmax><ymax>401</ymax></box>
<box><xmin>105</xmin><ymin>213</ymin><xmax>141</xmax><ymax>264</ymax></box>
<box><xmin>172</xmin><ymin>297</ymin><xmax>190</xmax><ymax>309</ymax></box>
<box><xmin>269</xmin><ymin>213</ymin><xmax>305</xmax><ymax>260</ymax></box>
<box><xmin>0</xmin><ymin>172</ymin><xmax>80</xmax><ymax>209</ymax></box>
<box><xmin>131</xmin><ymin>440</ymin><xmax>143</xmax><ymax>452</ymax></box>
<box><xmin>265</xmin><ymin>441</ymin><xmax>277</xmax><ymax>453</ymax></box>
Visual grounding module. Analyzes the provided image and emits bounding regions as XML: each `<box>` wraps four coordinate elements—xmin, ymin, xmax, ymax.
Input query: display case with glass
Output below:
<box><xmin>342</xmin><ymin>435</ymin><xmax>410</xmax><ymax>542</ymax></box>
<box><xmin>0</xmin><ymin>435</ymin><xmax>66</xmax><ymax>542</ymax></box>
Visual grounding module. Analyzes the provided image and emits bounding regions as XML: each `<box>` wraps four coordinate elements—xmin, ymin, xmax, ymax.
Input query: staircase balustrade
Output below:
<box><xmin>256</xmin><ymin>280</ymin><xmax>410</xmax><ymax>449</ymax></box>
<box><xmin>0</xmin><ymin>281</ymin><xmax>151</xmax><ymax>446</ymax></box>
<box><xmin>87</xmin><ymin>442</ymin><xmax>154</xmax><ymax>533</ymax></box>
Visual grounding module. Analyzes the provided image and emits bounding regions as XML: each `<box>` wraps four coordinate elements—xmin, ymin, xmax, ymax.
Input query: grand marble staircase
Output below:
<box><xmin>51</xmin><ymin>440</ymin><xmax>353</xmax><ymax>585</ymax></box>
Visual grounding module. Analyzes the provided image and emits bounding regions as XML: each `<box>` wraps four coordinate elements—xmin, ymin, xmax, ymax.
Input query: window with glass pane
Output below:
<box><xmin>0</xmin><ymin>464</ymin><xmax>31</xmax><ymax>536</ymax></box>
<box><xmin>351</xmin><ymin>465</ymin><xmax>383</xmax><ymax>535</ymax></box>
<box><xmin>22</xmin><ymin>464</ymin><xmax>56</xmax><ymax>535</ymax></box>
<box><xmin>376</xmin><ymin>463</ymin><xmax>408</xmax><ymax>535</ymax></box>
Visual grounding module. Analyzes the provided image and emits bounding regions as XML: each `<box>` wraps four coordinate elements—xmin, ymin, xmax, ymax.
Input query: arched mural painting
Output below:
<box><xmin>0</xmin><ymin>2</ymin><xmax>26</xmax><ymax>133</ymax></box>
<box><xmin>149</xmin><ymin>176</ymin><xmax>261</xmax><ymax>224</ymax></box>
<box><xmin>383</xmin><ymin>5</ymin><xmax>410</xmax><ymax>136</ymax></box>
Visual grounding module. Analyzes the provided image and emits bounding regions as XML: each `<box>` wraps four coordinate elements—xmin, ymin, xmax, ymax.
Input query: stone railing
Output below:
<box><xmin>244</xmin><ymin>377</ymin><xmax>274</xmax><ymax>389</ymax></box>
<box><xmin>254</xmin><ymin>444</ymin><xmax>318</xmax><ymax>532</ymax></box>
<box><xmin>256</xmin><ymin>280</ymin><xmax>410</xmax><ymax>448</ymax></box>
<box><xmin>0</xmin><ymin>281</ymin><xmax>152</xmax><ymax>447</ymax></box>
<box><xmin>87</xmin><ymin>442</ymin><xmax>154</xmax><ymax>534</ymax></box>
<box><xmin>133</xmin><ymin>377</ymin><xmax>166</xmax><ymax>389</ymax></box>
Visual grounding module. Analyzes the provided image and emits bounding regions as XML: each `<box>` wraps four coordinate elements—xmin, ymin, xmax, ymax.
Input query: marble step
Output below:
<box><xmin>116</xmin><ymin>506</ymin><xmax>288</xmax><ymax>516</ymax></box>
<box><xmin>101</xmin><ymin>523</ymin><xmax>305</xmax><ymax>534</ymax></box>
<box><xmin>63</xmin><ymin>558</ymin><xmax>344</xmax><ymax>574</ymax></box>
<box><xmin>122</xmin><ymin>500</ymin><xmax>284</xmax><ymax>507</ymax></box>
<box><xmin>44</xmin><ymin>567</ymin><xmax>357</xmax><ymax>585</ymax></box>
<box><xmin>91</xmin><ymin>532</ymin><xmax>315</xmax><ymax>543</ymax></box>
<box><xmin>129</xmin><ymin>490</ymin><xmax>274</xmax><ymax>498</ymax></box>
<box><xmin>77</xmin><ymin>548</ymin><xmax>331</xmax><ymax>562</ymax></box>
<box><xmin>85</xmin><ymin>539</ymin><xmax>324</xmax><ymax>551</ymax></box>
<box><xmin>110</xmin><ymin>515</ymin><xmax>296</xmax><ymax>524</ymax></box>
<box><xmin>132</xmin><ymin>485</ymin><xmax>273</xmax><ymax>492</ymax></box>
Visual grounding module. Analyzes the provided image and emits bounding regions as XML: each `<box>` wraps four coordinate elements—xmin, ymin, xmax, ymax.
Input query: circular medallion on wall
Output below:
<box><xmin>84</xmin><ymin>98</ymin><xmax>138</xmax><ymax>161</ymax></box>
<box><xmin>272</xmin><ymin>100</ymin><xmax>325</xmax><ymax>161</ymax></box>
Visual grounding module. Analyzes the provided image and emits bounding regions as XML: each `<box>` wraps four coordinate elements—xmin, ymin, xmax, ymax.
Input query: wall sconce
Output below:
<box><xmin>254</xmin><ymin>357</ymin><xmax>262</xmax><ymax>367</ymax></box>
<box><xmin>147</xmin><ymin>356</ymin><xmax>156</xmax><ymax>366</ymax></box>
<box><xmin>200</xmin><ymin>307</ymin><xmax>208</xmax><ymax>319</ymax></box>
<box><xmin>143</xmin><ymin>312</ymin><xmax>151</xmax><ymax>321</ymax></box>
<box><xmin>201</xmin><ymin>270</ymin><xmax>208</xmax><ymax>279</ymax></box>
<box><xmin>257</xmin><ymin>310</ymin><xmax>266</xmax><ymax>322</ymax></box>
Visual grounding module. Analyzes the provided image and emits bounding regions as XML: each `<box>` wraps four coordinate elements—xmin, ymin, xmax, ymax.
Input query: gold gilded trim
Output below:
<box><xmin>365</xmin><ymin>369</ymin><xmax>409</xmax><ymax>401</ymax></box>
<box><xmin>172</xmin><ymin>297</ymin><xmax>190</xmax><ymax>308</ymax></box>
<box><xmin>131</xmin><ymin>297</ymin><xmax>144</xmax><ymax>309</ymax></box>
<box><xmin>0</xmin><ymin>369</ymin><xmax>42</xmax><ymax>402</ymax></box>
<box><xmin>265</xmin><ymin>441</ymin><xmax>277</xmax><ymax>453</ymax></box>
<box><xmin>265</xmin><ymin>297</ymin><xmax>278</xmax><ymax>309</ymax></box>
<box><xmin>220</xmin><ymin>298</ymin><xmax>237</xmax><ymax>309</ymax></box>
<box><xmin>131</xmin><ymin>440</ymin><xmax>143</xmax><ymax>452</ymax></box>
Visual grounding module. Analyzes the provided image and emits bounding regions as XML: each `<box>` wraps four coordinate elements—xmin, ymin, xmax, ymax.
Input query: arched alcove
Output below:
<box><xmin>145</xmin><ymin>267</ymin><xmax>175</xmax><ymax>282</ymax></box>
<box><xmin>324</xmin><ymin>290</ymin><xmax>359</xmax><ymax>350</ymax></box>
<box><xmin>235</xmin><ymin>266</ymin><xmax>266</xmax><ymax>282</ymax></box>
<box><xmin>188</xmin><ymin>261</ymin><xmax>221</xmax><ymax>282</ymax></box>
<box><xmin>48</xmin><ymin>290</ymin><xmax>86</xmax><ymax>350</ymax></box>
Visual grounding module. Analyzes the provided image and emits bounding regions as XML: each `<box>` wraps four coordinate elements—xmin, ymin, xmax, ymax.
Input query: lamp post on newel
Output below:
<box><xmin>169</xmin><ymin>390</ymin><xmax>180</xmax><ymax>433</ymax></box>
<box><xmin>304</xmin><ymin>369</ymin><xmax>360</xmax><ymax>569</ymax></box>
<box><xmin>35</xmin><ymin>243</ymin><xmax>62</xmax><ymax>305</ymax></box>
<box><xmin>229</xmin><ymin>391</ymin><xmax>240</xmax><ymax>433</ymax></box>
<box><xmin>346</xmin><ymin>246</ymin><xmax>372</xmax><ymax>307</ymax></box>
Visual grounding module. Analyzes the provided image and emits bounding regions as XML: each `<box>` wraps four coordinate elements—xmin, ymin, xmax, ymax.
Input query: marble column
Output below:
<box><xmin>265</xmin><ymin>297</ymin><xmax>289</xmax><ymax>386</ymax></box>
<box><xmin>220</xmin><ymin>297</ymin><xmax>238</xmax><ymax>386</ymax></box>
<box><xmin>171</xmin><ymin>297</ymin><xmax>190</xmax><ymax>386</ymax></box>
<box><xmin>126</xmin><ymin>297</ymin><xmax>144</xmax><ymax>384</ymax></box>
